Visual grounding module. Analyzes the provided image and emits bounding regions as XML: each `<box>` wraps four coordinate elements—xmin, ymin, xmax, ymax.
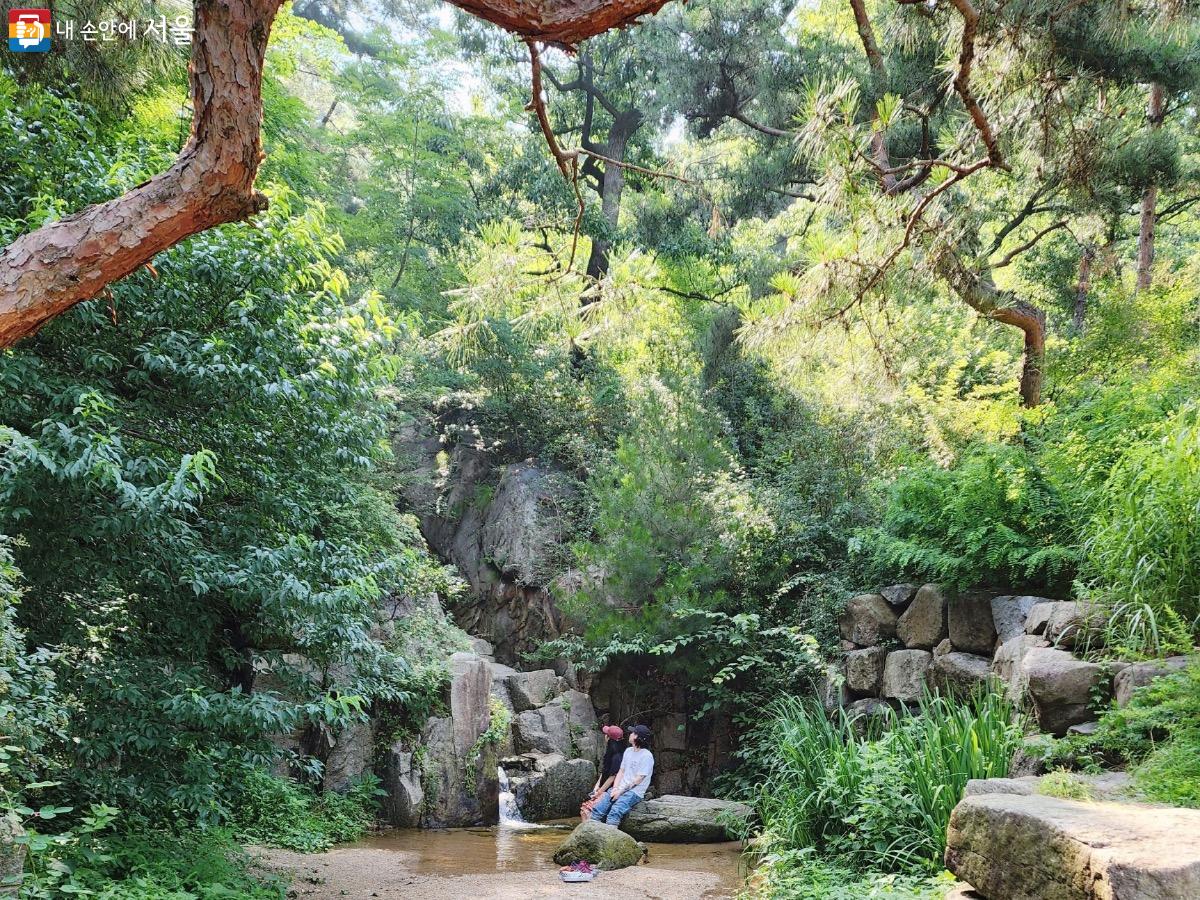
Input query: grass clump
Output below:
<box><xmin>744</xmin><ymin>851</ymin><xmax>955</xmax><ymax>899</ymax></box>
<box><xmin>748</xmin><ymin>689</ymin><xmax>1023</xmax><ymax>876</ymax></box>
<box><xmin>1036</xmin><ymin>769</ymin><xmax>1096</xmax><ymax>801</ymax></box>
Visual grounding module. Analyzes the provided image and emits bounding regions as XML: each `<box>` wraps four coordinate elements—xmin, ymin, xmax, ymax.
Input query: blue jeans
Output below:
<box><xmin>589</xmin><ymin>790</ymin><xmax>642</xmax><ymax>826</ymax></box>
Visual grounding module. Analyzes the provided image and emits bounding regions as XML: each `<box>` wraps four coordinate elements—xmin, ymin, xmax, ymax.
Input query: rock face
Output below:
<box><xmin>506</xmin><ymin>669</ymin><xmax>562</xmax><ymax>713</ymax></box>
<box><xmin>932</xmin><ymin>651</ymin><xmax>992</xmax><ymax>698</ymax></box>
<box><xmin>553</xmin><ymin>821</ymin><xmax>645</xmax><ymax>870</ymax></box>
<box><xmin>378</xmin><ymin>745</ymin><xmax>424</xmax><ymax>827</ymax></box>
<box><xmin>1113</xmin><ymin>656</ymin><xmax>1192</xmax><ymax>708</ymax></box>
<box><xmin>844</xmin><ymin>646</ymin><xmax>887</xmax><ymax>696</ymax></box>
<box><xmin>946</xmin><ymin>792</ymin><xmax>1200</xmax><ymax>899</ymax></box>
<box><xmin>322</xmin><ymin>719</ymin><xmax>374</xmax><ymax>793</ymax></box>
<box><xmin>882</xmin><ymin>649</ymin><xmax>932</xmax><ymax>702</ymax></box>
<box><xmin>418</xmin><ymin>652</ymin><xmax>500</xmax><ymax>827</ymax></box>
<box><xmin>1024</xmin><ymin>648</ymin><xmax>1124</xmax><ymax>737</ymax></box>
<box><xmin>991</xmin><ymin>595</ymin><xmax>1045</xmax><ymax>644</ymax></box>
<box><xmin>1</xmin><ymin>816</ymin><xmax>25</xmax><ymax>894</ymax></box>
<box><xmin>839</xmin><ymin>594</ymin><xmax>898</xmax><ymax>646</ymax></box>
<box><xmin>948</xmin><ymin>592</ymin><xmax>997</xmax><ymax>655</ymax></box>
<box><xmin>621</xmin><ymin>795</ymin><xmax>754</xmax><ymax>843</ymax></box>
<box><xmin>897</xmin><ymin>584</ymin><xmax>948</xmax><ymax>650</ymax></box>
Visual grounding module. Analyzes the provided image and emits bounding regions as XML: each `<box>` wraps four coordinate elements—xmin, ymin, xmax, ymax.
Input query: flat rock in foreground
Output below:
<box><xmin>621</xmin><ymin>795</ymin><xmax>754</xmax><ymax>843</ymax></box>
<box><xmin>946</xmin><ymin>792</ymin><xmax>1200</xmax><ymax>899</ymax></box>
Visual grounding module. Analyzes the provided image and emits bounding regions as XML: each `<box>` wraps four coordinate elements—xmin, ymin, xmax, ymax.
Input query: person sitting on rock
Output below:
<box><xmin>588</xmin><ymin>724</ymin><xmax>653</xmax><ymax>827</ymax></box>
<box><xmin>580</xmin><ymin>724</ymin><xmax>627</xmax><ymax>821</ymax></box>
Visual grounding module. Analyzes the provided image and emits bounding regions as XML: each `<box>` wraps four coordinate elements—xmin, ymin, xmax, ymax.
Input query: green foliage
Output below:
<box><xmin>862</xmin><ymin>443</ymin><xmax>1078</xmax><ymax>591</ymax></box>
<box><xmin>230</xmin><ymin>770</ymin><xmax>380</xmax><ymax>853</ymax></box>
<box><xmin>745</xmin><ymin>690</ymin><xmax>1024</xmax><ymax>876</ymax></box>
<box><xmin>1082</xmin><ymin>405</ymin><xmax>1200</xmax><ymax>655</ymax></box>
<box><xmin>1036</xmin><ymin>769</ymin><xmax>1096</xmax><ymax>801</ymax></box>
<box><xmin>745</xmin><ymin>853</ymin><xmax>954</xmax><ymax>900</ymax></box>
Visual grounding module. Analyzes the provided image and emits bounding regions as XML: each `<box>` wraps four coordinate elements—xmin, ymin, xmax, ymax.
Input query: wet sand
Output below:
<box><xmin>255</xmin><ymin>822</ymin><xmax>746</xmax><ymax>899</ymax></box>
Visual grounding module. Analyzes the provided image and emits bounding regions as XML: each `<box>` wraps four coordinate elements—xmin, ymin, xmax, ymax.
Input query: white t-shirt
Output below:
<box><xmin>616</xmin><ymin>746</ymin><xmax>654</xmax><ymax>797</ymax></box>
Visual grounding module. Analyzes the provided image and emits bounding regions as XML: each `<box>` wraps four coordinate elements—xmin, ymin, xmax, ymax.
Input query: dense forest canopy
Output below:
<box><xmin>1</xmin><ymin>0</ymin><xmax>1199</xmax><ymax>897</ymax></box>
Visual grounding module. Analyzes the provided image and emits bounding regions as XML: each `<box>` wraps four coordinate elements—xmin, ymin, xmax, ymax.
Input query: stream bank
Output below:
<box><xmin>255</xmin><ymin>825</ymin><xmax>744</xmax><ymax>899</ymax></box>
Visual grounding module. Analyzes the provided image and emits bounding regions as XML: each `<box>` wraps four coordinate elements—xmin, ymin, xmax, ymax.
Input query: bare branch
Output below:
<box><xmin>991</xmin><ymin>220</ymin><xmax>1069</xmax><ymax>269</ymax></box>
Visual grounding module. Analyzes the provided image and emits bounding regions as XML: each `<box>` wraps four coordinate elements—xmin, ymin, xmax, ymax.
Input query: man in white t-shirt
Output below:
<box><xmin>588</xmin><ymin>724</ymin><xmax>654</xmax><ymax>826</ymax></box>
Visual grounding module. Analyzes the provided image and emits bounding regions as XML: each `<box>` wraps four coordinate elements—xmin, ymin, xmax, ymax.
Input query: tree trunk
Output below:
<box><xmin>0</xmin><ymin>0</ymin><xmax>285</xmax><ymax>348</ymax></box>
<box><xmin>1136</xmin><ymin>83</ymin><xmax>1165</xmax><ymax>292</ymax></box>
<box><xmin>937</xmin><ymin>250</ymin><xmax>1046</xmax><ymax>408</ymax></box>
<box><xmin>585</xmin><ymin>110</ymin><xmax>641</xmax><ymax>282</ymax></box>
<box><xmin>0</xmin><ymin>0</ymin><xmax>676</xmax><ymax>349</ymax></box>
<box><xmin>1072</xmin><ymin>245</ymin><xmax>1093</xmax><ymax>333</ymax></box>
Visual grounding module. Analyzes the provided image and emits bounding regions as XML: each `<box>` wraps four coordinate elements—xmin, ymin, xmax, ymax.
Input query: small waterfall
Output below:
<box><xmin>497</xmin><ymin>766</ymin><xmax>528</xmax><ymax>826</ymax></box>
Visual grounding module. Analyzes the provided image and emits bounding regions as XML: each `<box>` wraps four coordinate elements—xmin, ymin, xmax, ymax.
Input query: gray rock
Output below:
<box><xmin>322</xmin><ymin>719</ymin><xmax>374</xmax><ymax>793</ymax></box>
<box><xmin>946</xmin><ymin>792</ymin><xmax>1200</xmax><ymax>899</ymax></box>
<box><xmin>838</xmin><ymin>594</ymin><xmax>898</xmax><ymax>646</ymax></box>
<box><xmin>931</xmin><ymin>651</ymin><xmax>993</xmax><ymax>698</ymax></box>
<box><xmin>948</xmin><ymin>591</ymin><xmax>997</xmax><ymax>655</ymax></box>
<box><xmin>519</xmin><ymin>753</ymin><xmax>597</xmax><ymax>821</ymax></box>
<box><xmin>934</xmin><ymin>638</ymin><xmax>953</xmax><ymax>658</ymax></box>
<box><xmin>1024</xmin><ymin>648</ymin><xmax>1126</xmax><ymax>737</ymax></box>
<box><xmin>897</xmin><ymin>584</ymin><xmax>948</xmax><ymax>650</ymax></box>
<box><xmin>965</xmin><ymin>776</ymin><xmax>1039</xmax><ymax>797</ymax></box>
<box><xmin>505</xmin><ymin>669</ymin><xmax>563</xmax><ymax>713</ymax></box>
<box><xmin>816</xmin><ymin>666</ymin><xmax>850</xmax><ymax>711</ymax></box>
<box><xmin>378</xmin><ymin>744</ymin><xmax>424</xmax><ymax>827</ymax></box>
<box><xmin>991</xmin><ymin>595</ymin><xmax>1046</xmax><ymax>644</ymax></box>
<box><xmin>1</xmin><ymin>816</ymin><xmax>25</xmax><ymax>896</ymax></box>
<box><xmin>621</xmin><ymin>795</ymin><xmax>754</xmax><ymax>843</ymax></box>
<box><xmin>1114</xmin><ymin>655</ymin><xmax>1193</xmax><ymax>707</ymax></box>
<box><xmin>1042</xmin><ymin>601</ymin><xmax>1105</xmax><ymax>649</ymax></box>
<box><xmin>1025</xmin><ymin>601</ymin><xmax>1065</xmax><ymax>636</ymax></box>
<box><xmin>418</xmin><ymin>652</ymin><xmax>499</xmax><ymax>827</ymax></box>
<box><xmin>844</xmin><ymin>646</ymin><xmax>887</xmax><ymax>696</ymax></box>
<box><xmin>882</xmin><ymin>649</ymin><xmax>932</xmax><ymax>703</ymax></box>
<box><xmin>553</xmin><ymin>821</ymin><xmax>645</xmax><ymax>870</ymax></box>
<box><xmin>653</xmin><ymin>712</ymin><xmax>689</xmax><ymax>753</ymax></box>
<box><xmin>480</xmin><ymin>462</ymin><xmax>576</xmax><ymax>586</ymax></box>
<box><xmin>991</xmin><ymin>634</ymin><xmax>1050</xmax><ymax>702</ymax></box>
<box><xmin>469</xmin><ymin>637</ymin><xmax>495</xmax><ymax>658</ymax></box>
<box><xmin>880</xmin><ymin>583</ymin><xmax>918</xmax><ymax>610</ymax></box>
<box><xmin>514</xmin><ymin>702</ymin><xmax>572</xmax><ymax>756</ymax></box>
<box><xmin>562</xmin><ymin>689</ymin><xmax>604</xmax><ymax>763</ymax></box>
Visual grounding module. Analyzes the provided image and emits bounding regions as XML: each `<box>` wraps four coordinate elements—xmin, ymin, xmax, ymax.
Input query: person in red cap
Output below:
<box><xmin>579</xmin><ymin>724</ymin><xmax>627</xmax><ymax>821</ymax></box>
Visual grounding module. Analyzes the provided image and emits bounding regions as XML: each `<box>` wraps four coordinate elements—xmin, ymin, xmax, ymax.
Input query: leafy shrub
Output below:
<box><xmin>747</xmin><ymin>690</ymin><xmax>1023</xmax><ymax>875</ymax></box>
<box><xmin>230</xmin><ymin>770</ymin><xmax>381</xmax><ymax>853</ymax></box>
<box><xmin>861</xmin><ymin>443</ymin><xmax>1078</xmax><ymax>592</ymax></box>
<box><xmin>1132</xmin><ymin>730</ymin><xmax>1200</xmax><ymax>808</ymax></box>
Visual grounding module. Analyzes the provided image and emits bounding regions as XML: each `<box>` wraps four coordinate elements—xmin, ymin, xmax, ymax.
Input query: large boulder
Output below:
<box><xmin>1043</xmin><ymin>602</ymin><xmax>1105</xmax><ymax>649</ymax></box>
<box><xmin>945</xmin><ymin>792</ymin><xmax>1200</xmax><ymax>899</ymax></box>
<box><xmin>1113</xmin><ymin>655</ymin><xmax>1192</xmax><ymax>708</ymax></box>
<box><xmin>506</xmin><ymin>669</ymin><xmax>562</xmax><ymax>713</ymax></box>
<box><xmin>880</xmin><ymin>583</ymin><xmax>918</xmax><ymax>610</ymax></box>
<box><xmin>562</xmin><ymin>689</ymin><xmax>604</xmax><ymax>763</ymax></box>
<box><xmin>991</xmin><ymin>634</ymin><xmax>1050</xmax><ymax>702</ymax></box>
<box><xmin>480</xmin><ymin>462</ymin><xmax>576</xmax><ymax>586</ymax></box>
<box><xmin>897</xmin><ymin>584</ymin><xmax>948</xmax><ymax>650</ymax></box>
<box><xmin>839</xmin><ymin>594</ymin><xmax>898</xmax><ymax>646</ymax></box>
<box><xmin>931</xmin><ymin>651</ymin><xmax>992</xmax><ymax>698</ymax></box>
<box><xmin>513</xmin><ymin>702</ymin><xmax>572</xmax><ymax>756</ymax></box>
<box><xmin>882</xmin><ymin>649</ymin><xmax>932</xmax><ymax>703</ymax></box>
<box><xmin>1024</xmin><ymin>648</ymin><xmax>1124</xmax><ymax>736</ymax></box>
<box><xmin>518</xmin><ymin>753</ymin><xmax>597</xmax><ymax>821</ymax></box>
<box><xmin>844</xmin><ymin>646</ymin><xmax>887</xmax><ymax>696</ymax></box>
<box><xmin>948</xmin><ymin>592</ymin><xmax>997</xmax><ymax>655</ymax></box>
<box><xmin>816</xmin><ymin>666</ymin><xmax>851</xmax><ymax>712</ymax></box>
<box><xmin>553</xmin><ymin>821</ymin><xmax>645</xmax><ymax>870</ymax></box>
<box><xmin>991</xmin><ymin>595</ymin><xmax>1046</xmax><ymax>644</ymax></box>
<box><xmin>621</xmin><ymin>795</ymin><xmax>754</xmax><ymax>843</ymax></box>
